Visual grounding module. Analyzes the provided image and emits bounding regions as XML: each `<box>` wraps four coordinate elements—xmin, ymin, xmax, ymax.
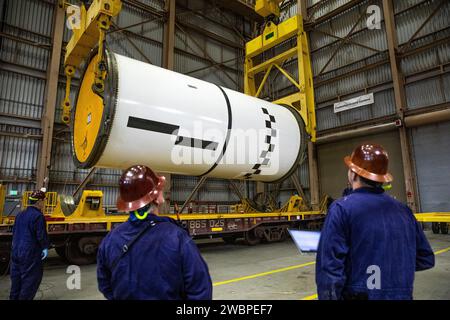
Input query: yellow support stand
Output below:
<box><xmin>244</xmin><ymin>15</ymin><xmax>317</xmax><ymax>142</ymax></box>
<box><xmin>0</xmin><ymin>185</ymin><xmax>5</xmax><ymax>223</ymax></box>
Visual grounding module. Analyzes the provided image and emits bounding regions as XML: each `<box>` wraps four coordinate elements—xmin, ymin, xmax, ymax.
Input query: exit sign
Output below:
<box><xmin>9</xmin><ymin>190</ymin><xmax>18</xmax><ymax>196</ymax></box>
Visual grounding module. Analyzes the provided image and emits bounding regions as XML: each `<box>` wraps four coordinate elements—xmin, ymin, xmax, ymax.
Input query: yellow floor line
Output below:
<box><xmin>299</xmin><ymin>245</ymin><xmax>450</xmax><ymax>300</ymax></box>
<box><xmin>434</xmin><ymin>246</ymin><xmax>450</xmax><ymax>256</ymax></box>
<box><xmin>213</xmin><ymin>261</ymin><xmax>316</xmax><ymax>287</ymax></box>
<box><xmin>212</xmin><ymin>244</ymin><xmax>450</xmax><ymax>297</ymax></box>
<box><xmin>301</xmin><ymin>294</ymin><xmax>318</xmax><ymax>300</ymax></box>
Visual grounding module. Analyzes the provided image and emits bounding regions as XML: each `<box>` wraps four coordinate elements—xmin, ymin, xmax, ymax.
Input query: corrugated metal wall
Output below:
<box><xmin>277</xmin><ymin>0</ymin><xmax>449</xmax><ymax>133</ymax></box>
<box><xmin>0</xmin><ymin>0</ymin><xmax>53</xmax><ymax>207</ymax></box>
<box><xmin>279</xmin><ymin>0</ymin><xmax>396</xmax><ymax>132</ymax></box>
<box><xmin>0</xmin><ymin>0</ymin><xmax>249</xmax><ymax>208</ymax></box>
<box><xmin>398</xmin><ymin>0</ymin><xmax>450</xmax><ymax>110</ymax></box>
<box><xmin>175</xmin><ymin>0</ymin><xmax>244</xmax><ymax>90</ymax></box>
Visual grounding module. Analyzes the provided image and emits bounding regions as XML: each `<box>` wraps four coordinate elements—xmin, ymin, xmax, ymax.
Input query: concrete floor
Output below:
<box><xmin>0</xmin><ymin>231</ymin><xmax>449</xmax><ymax>300</ymax></box>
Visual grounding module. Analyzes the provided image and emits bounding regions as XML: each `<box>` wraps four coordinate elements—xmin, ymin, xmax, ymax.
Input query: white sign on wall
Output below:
<box><xmin>334</xmin><ymin>93</ymin><xmax>374</xmax><ymax>113</ymax></box>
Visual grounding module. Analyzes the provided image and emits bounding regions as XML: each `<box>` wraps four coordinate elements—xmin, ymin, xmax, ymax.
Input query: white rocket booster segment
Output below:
<box><xmin>72</xmin><ymin>50</ymin><xmax>307</xmax><ymax>183</ymax></box>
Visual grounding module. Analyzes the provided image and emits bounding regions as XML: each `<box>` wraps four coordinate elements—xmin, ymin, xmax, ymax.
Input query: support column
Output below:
<box><xmin>308</xmin><ymin>142</ymin><xmax>320</xmax><ymax>210</ymax></box>
<box><xmin>383</xmin><ymin>0</ymin><xmax>419</xmax><ymax>212</ymax></box>
<box><xmin>160</xmin><ymin>173</ymin><xmax>171</xmax><ymax>213</ymax></box>
<box><xmin>161</xmin><ymin>0</ymin><xmax>175</xmax><ymax>212</ymax></box>
<box><xmin>256</xmin><ymin>181</ymin><xmax>265</xmax><ymax>195</ymax></box>
<box><xmin>36</xmin><ymin>4</ymin><xmax>65</xmax><ymax>188</ymax></box>
<box><xmin>298</xmin><ymin>0</ymin><xmax>307</xmax><ymax>20</ymax></box>
<box><xmin>298</xmin><ymin>0</ymin><xmax>320</xmax><ymax>209</ymax></box>
<box><xmin>163</xmin><ymin>0</ymin><xmax>175</xmax><ymax>70</ymax></box>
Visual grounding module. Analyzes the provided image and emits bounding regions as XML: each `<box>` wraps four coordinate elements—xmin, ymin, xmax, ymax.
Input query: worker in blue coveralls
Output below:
<box><xmin>10</xmin><ymin>189</ymin><xmax>49</xmax><ymax>300</ymax></box>
<box><xmin>316</xmin><ymin>144</ymin><xmax>435</xmax><ymax>300</ymax></box>
<box><xmin>97</xmin><ymin>165</ymin><xmax>212</xmax><ymax>300</ymax></box>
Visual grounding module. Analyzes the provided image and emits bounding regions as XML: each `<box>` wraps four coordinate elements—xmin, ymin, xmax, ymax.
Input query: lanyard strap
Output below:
<box><xmin>110</xmin><ymin>220</ymin><xmax>157</xmax><ymax>271</ymax></box>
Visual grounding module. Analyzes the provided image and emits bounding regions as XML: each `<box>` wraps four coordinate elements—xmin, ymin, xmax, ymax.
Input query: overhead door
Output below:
<box><xmin>317</xmin><ymin>131</ymin><xmax>406</xmax><ymax>202</ymax></box>
<box><xmin>411</xmin><ymin>121</ymin><xmax>450</xmax><ymax>212</ymax></box>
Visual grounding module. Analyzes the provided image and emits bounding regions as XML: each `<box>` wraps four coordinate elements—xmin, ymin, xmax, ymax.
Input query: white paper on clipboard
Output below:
<box><xmin>288</xmin><ymin>229</ymin><xmax>321</xmax><ymax>253</ymax></box>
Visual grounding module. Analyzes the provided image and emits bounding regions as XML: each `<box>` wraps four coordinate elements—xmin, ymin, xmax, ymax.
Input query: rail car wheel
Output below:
<box><xmin>279</xmin><ymin>227</ymin><xmax>288</xmax><ymax>241</ymax></box>
<box><xmin>222</xmin><ymin>236</ymin><xmax>237</xmax><ymax>245</ymax></box>
<box><xmin>244</xmin><ymin>229</ymin><xmax>261</xmax><ymax>246</ymax></box>
<box><xmin>65</xmin><ymin>236</ymin><xmax>102</xmax><ymax>265</ymax></box>
<box><xmin>440</xmin><ymin>223</ymin><xmax>449</xmax><ymax>235</ymax></box>
<box><xmin>432</xmin><ymin>222</ymin><xmax>440</xmax><ymax>234</ymax></box>
<box><xmin>0</xmin><ymin>247</ymin><xmax>10</xmax><ymax>275</ymax></box>
<box><xmin>55</xmin><ymin>246</ymin><xmax>68</xmax><ymax>261</ymax></box>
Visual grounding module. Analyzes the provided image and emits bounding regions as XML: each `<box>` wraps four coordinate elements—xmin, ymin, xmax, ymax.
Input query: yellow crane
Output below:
<box><xmin>255</xmin><ymin>0</ymin><xmax>285</xmax><ymax>18</ymax></box>
<box><xmin>246</xmin><ymin>0</ymin><xmax>317</xmax><ymax>141</ymax></box>
<box><xmin>59</xmin><ymin>0</ymin><xmax>122</xmax><ymax>124</ymax></box>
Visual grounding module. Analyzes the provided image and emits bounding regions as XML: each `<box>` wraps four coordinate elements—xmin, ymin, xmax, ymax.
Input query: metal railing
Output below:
<box><xmin>22</xmin><ymin>191</ymin><xmax>58</xmax><ymax>215</ymax></box>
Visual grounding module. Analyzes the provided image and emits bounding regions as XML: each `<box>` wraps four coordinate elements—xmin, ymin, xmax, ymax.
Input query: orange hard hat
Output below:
<box><xmin>116</xmin><ymin>165</ymin><xmax>166</xmax><ymax>212</ymax></box>
<box><xmin>344</xmin><ymin>144</ymin><xmax>393</xmax><ymax>183</ymax></box>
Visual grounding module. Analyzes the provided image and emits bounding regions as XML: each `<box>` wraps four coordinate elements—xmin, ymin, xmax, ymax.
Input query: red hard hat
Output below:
<box><xmin>116</xmin><ymin>165</ymin><xmax>166</xmax><ymax>212</ymax></box>
<box><xmin>29</xmin><ymin>190</ymin><xmax>46</xmax><ymax>201</ymax></box>
<box><xmin>344</xmin><ymin>144</ymin><xmax>393</xmax><ymax>183</ymax></box>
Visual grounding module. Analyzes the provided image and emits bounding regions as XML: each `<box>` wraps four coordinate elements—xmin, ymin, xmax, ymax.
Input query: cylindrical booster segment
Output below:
<box><xmin>72</xmin><ymin>50</ymin><xmax>306</xmax><ymax>183</ymax></box>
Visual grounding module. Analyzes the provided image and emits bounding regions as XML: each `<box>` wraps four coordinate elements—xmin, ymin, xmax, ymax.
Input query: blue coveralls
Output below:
<box><xmin>97</xmin><ymin>213</ymin><xmax>212</xmax><ymax>300</ymax></box>
<box><xmin>342</xmin><ymin>187</ymin><xmax>353</xmax><ymax>197</ymax></box>
<box><xmin>316</xmin><ymin>187</ymin><xmax>435</xmax><ymax>300</ymax></box>
<box><xmin>10</xmin><ymin>206</ymin><xmax>49</xmax><ymax>300</ymax></box>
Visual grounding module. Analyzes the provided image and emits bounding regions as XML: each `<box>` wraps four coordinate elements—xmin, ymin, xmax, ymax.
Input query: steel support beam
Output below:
<box><xmin>177</xmin><ymin>19</ymin><xmax>242</xmax><ymax>50</ymax></box>
<box><xmin>212</xmin><ymin>0</ymin><xmax>264</xmax><ymax>23</ymax></box>
<box><xmin>110</xmin><ymin>21</ymin><xmax>153</xmax><ymax>64</ymax></box>
<box><xmin>229</xmin><ymin>181</ymin><xmax>244</xmax><ymax>201</ymax></box>
<box><xmin>316</xmin><ymin>101</ymin><xmax>450</xmax><ymax>141</ymax></box>
<box><xmin>161</xmin><ymin>0</ymin><xmax>176</xmax><ymax>212</ymax></box>
<box><xmin>308</xmin><ymin>0</ymin><xmax>364</xmax><ymax>26</ymax></box>
<box><xmin>290</xmin><ymin>172</ymin><xmax>310</xmax><ymax>209</ymax></box>
<box><xmin>179</xmin><ymin>176</ymin><xmax>208</xmax><ymax>213</ymax></box>
<box><xmin>109</xmin><ymin>27</ymin><xmax>239</xmax><ymax>75</ymax></box>
<box><xmin>298</xmin><ymin>0</ymin><xmax>307</xmax><ymax>20</ymax></box>
<box><xmin>72</xmin><ymin>167</ymin><xmax>98</xmax><ymax>198</ymax></box>
<box><xmin>307</xmin><ymin>141</ymin><xmax>320</xmax><ymax>210</ymax></box>
<box><xmin>383</xmin><ymin>0</ymin><xmax>419</xmax><ymax>212</ymax></box>
<box><xmin>36</xmin><ymin>3</ymin><xmax>65</xmax><ymax>189</ymax></box>
<box><xmin>256</xmin><ymin>180</ymin><xmax>265</xmax><ymax>197</ymax></box>
<box><xmin>163</xmin><ymin>0</ymin><xmax>175</xmax><ymax>70</ymax></box>
<box><xmin>175</xmin><ymin>22</ymin><xmax>239</xmax><ymax>87</ymax></box>
<box><xmin>401</xmin><ymin>0</ymin><xmax>446</xmax><ymax>54</ymax></box>
<box><xmin>318</xmin><ymin>6</ymin><xmax>368</xmax><ymax>76</ymax></box>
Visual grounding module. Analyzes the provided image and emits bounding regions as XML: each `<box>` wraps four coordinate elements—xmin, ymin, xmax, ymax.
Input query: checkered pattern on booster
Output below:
<box><xmin>243</xmin><ymin>107</ymin><xmax>277</xmax><ymax>180</ymax></box>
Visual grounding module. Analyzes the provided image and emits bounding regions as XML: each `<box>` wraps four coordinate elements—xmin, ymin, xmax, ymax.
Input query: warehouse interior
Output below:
<box><xmin>0</xmin><ymin>0</ymin><xmax>449</xmax><ymax>300</ymax></box>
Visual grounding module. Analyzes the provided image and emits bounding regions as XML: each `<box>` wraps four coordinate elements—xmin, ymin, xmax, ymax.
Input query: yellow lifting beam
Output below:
<box><xmin>244</xmin><ymin>15</ymin><xmax>317</xmax><ymax>142</ymax></box>
<box><xmin>59</xmin><ymin>0</ymin><xmax>122</xmax><ymax>124</ymax></box>
<box><xmin>255</xmin><ymin>0</ymin><xmax>284</xmax><ymax>18</ymax></box>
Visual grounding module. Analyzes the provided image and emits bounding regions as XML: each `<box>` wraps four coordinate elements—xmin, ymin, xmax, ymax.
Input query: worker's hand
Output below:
<box><xmin>41</xmin><ymin>248</ymin><xmax>48</xmax><ymax>260</ymax></box>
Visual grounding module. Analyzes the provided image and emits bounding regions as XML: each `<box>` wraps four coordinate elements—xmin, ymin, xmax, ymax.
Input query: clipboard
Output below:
<box><xmin>288</xmin><ymin>229</ymin><xmax>321</xmax><ymax>254</ymax></box>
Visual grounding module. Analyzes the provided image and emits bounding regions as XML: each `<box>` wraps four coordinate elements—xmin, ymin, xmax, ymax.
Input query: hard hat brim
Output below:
<box><xmin>344</xmin><ymin>156</ymin><xmax>393</xmax><ymax>183</ymax></box>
